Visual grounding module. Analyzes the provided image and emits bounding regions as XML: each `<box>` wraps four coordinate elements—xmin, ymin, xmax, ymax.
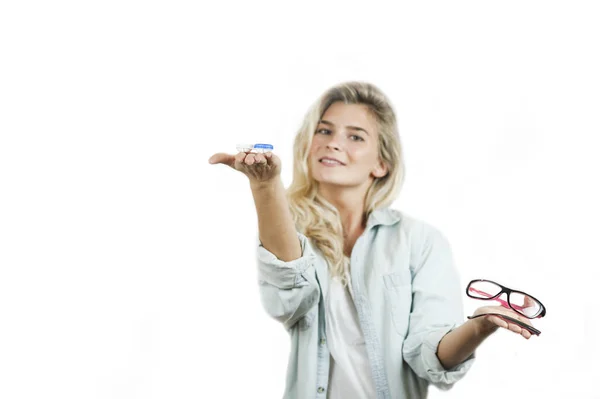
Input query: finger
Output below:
<box><xmin>209</xmin><ymin>153</ymin><xmax>235</xmax><ymax>167</ymax></box>
<box><xmin>234</xmin><ymin>152</ymin><xmax>247</xmax><ymax>163</ymax></box>
<box><xmin>494</xmin><ymin>307</ymin><xmax>535</xmax><ymax>327</ymax></box>
<box><xmin>507</xmin><ymin>311</ymin><xmax>535</xmax><ymax>328</ymax></box>
<box><xmin>521</xmin><ymin>329</ymin><xmax>532</xmax><ymax>339</ymax></box>
<box><xmin>521</xmin><ymin>319</ymin><xmax>534</xmax><ymax>328</ymax></box>
<box><xmin>487</xmin><ymin>315</ymin><xmax>509</xmax><ymax>330</ymax></box>
<box><xmin>498</xmin><ymin>314</ymin><xmax>532</xmax><ymax>335</ymax></box>
<box><xmin>254</xmin><ymin>154</ymin><xmax>267</xmax><ymax>164</ymax></box>
<box><xmin>245</xmin><ymin>153</ymin><xmax>258</xmax><ymax>165</ymax></box>
<box><xmin>507</xmin><ymin>322</ymin><xmax>522</xmax><ymax>334</ymax></box>
<box><xmin>518</xmin><ymin>315</ymin><xmax>535</xmax><ymax>328</ymax></box>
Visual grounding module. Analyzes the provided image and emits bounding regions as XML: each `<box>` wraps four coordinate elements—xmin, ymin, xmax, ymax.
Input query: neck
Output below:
<box><xmin>318</xmin><ymin>182</ymin><xmax>370</xmax><ymax>236</ymax></box>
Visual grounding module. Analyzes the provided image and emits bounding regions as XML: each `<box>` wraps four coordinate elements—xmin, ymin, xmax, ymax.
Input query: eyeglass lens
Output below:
<box><xmin>468</xmin><ymin>280</ymin><xmax>542</xmax><ymax>318</ymax></box>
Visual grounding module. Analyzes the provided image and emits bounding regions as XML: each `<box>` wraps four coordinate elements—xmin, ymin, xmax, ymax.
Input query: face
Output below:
<box><xmin>309</xmin><ymin>101</ymin><xmax>388</xmax><ymax>190</ymax></box>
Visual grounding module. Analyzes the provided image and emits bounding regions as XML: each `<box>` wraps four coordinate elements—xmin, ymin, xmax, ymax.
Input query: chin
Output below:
<box><xmin>313</xmin><ymin>176</ymin><xmax>354</xmax><ymax>187</ymax></box>
<box><xmin>311</xmin><ymin>162</ymin><xmax>354</xmax><ymax>185</ymax></box>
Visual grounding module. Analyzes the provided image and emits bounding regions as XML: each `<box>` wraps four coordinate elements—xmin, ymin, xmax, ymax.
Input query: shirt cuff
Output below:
<box><xmin>420</xmin><ymin>324</ymin><xmax>476</xmax><ymax>389</ymax></box>
<box><xmin>256</xmin><ymin>232</ymin><xmax>316</xmax><ymax>289</ymax></box>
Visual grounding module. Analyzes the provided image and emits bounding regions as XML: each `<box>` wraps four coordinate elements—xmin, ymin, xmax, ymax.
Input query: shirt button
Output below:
<box><xmin>320</xmin><ymin>338</ymin><xmax>326</xmax><ymax>345</ymax></box>
<box><xmin>317</xmin><ymin>387</ymin><xmax>325</xmax><ymax>393</ymax></box>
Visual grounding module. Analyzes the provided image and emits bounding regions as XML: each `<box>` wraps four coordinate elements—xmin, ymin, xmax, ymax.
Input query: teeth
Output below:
<box><xmin>321</xmin><ymin>159</ymin><xmax>342</xmax><ymax>165</ymax></box>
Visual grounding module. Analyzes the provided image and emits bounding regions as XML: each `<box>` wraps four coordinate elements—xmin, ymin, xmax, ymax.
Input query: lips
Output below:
<box><xmin>319</xmin><ymin>157</ymin><xmax>346</xmax><ymax>165</ymax></box>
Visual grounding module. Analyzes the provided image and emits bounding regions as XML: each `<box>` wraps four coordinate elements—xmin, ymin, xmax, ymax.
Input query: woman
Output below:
<box><xmin>209</xmin><ymin>81</ymin><xmax>535</xmax><ymax>398</ymax></box>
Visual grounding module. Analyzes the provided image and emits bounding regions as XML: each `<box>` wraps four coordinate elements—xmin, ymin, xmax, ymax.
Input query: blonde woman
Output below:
<box><xmin>209</xmin><ymin>82</ymin><xmax>535</xmax><ymax>399</ymax></box>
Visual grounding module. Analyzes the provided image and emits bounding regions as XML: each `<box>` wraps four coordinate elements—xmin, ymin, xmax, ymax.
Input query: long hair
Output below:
<box><xmin>286</xmin><ymin>81</ymin><xmax>405</xmax><ymax>286</ymax></box>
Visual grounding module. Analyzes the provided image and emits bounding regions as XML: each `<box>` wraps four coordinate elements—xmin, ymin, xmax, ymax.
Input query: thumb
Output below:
<box><xmin>208</xmin><ymin>153</ymin><xmax>235</xmax><ymax>167</ymax></box>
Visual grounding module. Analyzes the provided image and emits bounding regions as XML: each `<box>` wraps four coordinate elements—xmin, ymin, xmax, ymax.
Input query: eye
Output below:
<box><xmin>350</xmin><ymin>135</ymin><xmax>365</xmax><ymax>142</ymax></box>
<box><xmin>316</xmin><ymin>128</ymin><xmax>331</xmax><ymax>135</ymax></box>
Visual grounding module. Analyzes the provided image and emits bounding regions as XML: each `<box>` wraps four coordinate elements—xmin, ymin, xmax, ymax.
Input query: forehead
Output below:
<box><xmin>320</xmin><ymin>102</ymin><xmax>376</xmax><ymax>130</ymax></box>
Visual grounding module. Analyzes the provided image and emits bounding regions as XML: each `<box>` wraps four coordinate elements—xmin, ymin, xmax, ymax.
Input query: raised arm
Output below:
<box><xmin>250</xmin><ymin>177</ymin><xmax>301</xmax><ymax>261</ymax></box>
<box><xmin>209</xmin><ymin>150</ymin><xmax>301</xmax><ymax>260</ymax></box>
<box><xmin>210</xmin><ymin>150</ymin><xmax>318</xmax><ymax>330</ymax></box>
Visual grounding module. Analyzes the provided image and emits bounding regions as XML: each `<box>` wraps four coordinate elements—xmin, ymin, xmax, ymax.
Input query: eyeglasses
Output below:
<box><xmin>466</xmin><ymin>279</ymin><xmax>546</xmax><ymax>319</ymax></box>
<box><xmin>465</xmin><ymin>279</ymin><xmax>546</xmax><ymax>336</ymax></box>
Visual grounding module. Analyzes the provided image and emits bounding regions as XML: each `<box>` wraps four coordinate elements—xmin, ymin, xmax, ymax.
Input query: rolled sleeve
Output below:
<box><xmin>257</xmin><ymin>232</ymin><xmax>317</xmax><ymax>288</ymax></box>
<box><xmin>402</xmin><ymin>222</ymin><xmax>475</xmax><ymax>389</ymax></box>
<box><xmin>256</xmin><ymin>232</ymin><xmax>320</xmax><ymax>330</ymax></box>
<box><xmin>405</xmin><ymin>324</ymin><xmax>475</xmax><ymax>389</ymax></box>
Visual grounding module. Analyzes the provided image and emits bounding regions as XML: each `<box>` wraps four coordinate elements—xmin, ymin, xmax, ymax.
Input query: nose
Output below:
<box><xmin>325</xmin><ymin>135</ymin><xmax>342</xmax><ymax>151</ymax></box>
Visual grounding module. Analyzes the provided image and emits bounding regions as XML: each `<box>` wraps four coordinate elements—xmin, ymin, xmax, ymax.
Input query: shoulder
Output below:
<box><xmin>375</xmin><ymin>208</ymin><xmax>446</xmax><ymax>243</ymax></box>
<box><xmin>374</xmin><ymin>209</ymin><xmax>452</xmax><ymax>263</ymax></box>
<box><xmin>384</xmin><ymin>211</ymin><xmax>456</xmax><ymax>278</ymax></box>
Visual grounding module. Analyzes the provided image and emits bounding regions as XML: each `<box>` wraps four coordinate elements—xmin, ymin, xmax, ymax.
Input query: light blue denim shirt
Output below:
<box><xmin>256</xmin><ymin>208</ymin><xmax>475</xmax><ymax>399</ymax></box>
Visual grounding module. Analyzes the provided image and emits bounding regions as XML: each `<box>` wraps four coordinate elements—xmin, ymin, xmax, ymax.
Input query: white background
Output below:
<box><xmin>1</xmin><ymin>1</ymin><xmax>599</xmax><ymax>398</ymax></box>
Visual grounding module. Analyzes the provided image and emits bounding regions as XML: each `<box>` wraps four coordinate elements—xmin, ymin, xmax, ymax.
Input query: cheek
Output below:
<box><xmin>308</xmin><ymin>138</ymin><xmax>322</xmax><ymax>156</ymax></box>
<box><xmin>347</xmin><ymin>147</ymin><xmax>371</xmax><ymax>163</ymax></box>
<box><xmin>349</xmin><ymin>148</ymin><xmax>379</xmax><ymax>170</ymax></box>
<box><xmin>310</xmin><ymin>135</ymin><xmax>324</xmax><ymax>146</ymax></box>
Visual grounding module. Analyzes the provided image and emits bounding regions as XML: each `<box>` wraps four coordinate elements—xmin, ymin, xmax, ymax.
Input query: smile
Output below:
<box><xmin>319</xmin><ymin>159</ymin><xmax>344</xmax><ymax>166</ymax></box>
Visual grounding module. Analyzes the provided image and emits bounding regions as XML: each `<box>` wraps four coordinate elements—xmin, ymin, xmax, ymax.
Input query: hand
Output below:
<box><xmin>208</xmin><ymin>151</ymin><xmax>282</xmax><ymax>186</ymax></box>
<box><xmin>472</xmin><ymin>305</ymin><xmax>536</xmax><ymax>339</ymax></box>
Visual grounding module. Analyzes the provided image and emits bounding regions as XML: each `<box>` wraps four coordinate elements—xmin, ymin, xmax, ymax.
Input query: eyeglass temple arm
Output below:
<box><xmin>467</xmin><ymin>313</ymin><xmax>541</xmax><ymax>336</ymax></box>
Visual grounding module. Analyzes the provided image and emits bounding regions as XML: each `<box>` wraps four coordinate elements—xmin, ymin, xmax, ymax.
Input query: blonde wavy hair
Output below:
<box><xmin>286</xmin><ymin>81</ymin><xmax>405</xmax><ymax>286</ymax></box>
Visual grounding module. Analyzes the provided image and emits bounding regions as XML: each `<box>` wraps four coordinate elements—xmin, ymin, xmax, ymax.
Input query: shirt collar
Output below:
<box><xmin>366</xmin><ymin>207</ymin><xmax>402</xmax><ymax>229</ymax></box>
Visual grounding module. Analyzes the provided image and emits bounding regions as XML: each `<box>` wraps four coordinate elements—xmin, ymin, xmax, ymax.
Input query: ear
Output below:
<box><xmin>372</xmin><ymin>159</ymin><xmax>388</xmax><ymax>178</ymax></box>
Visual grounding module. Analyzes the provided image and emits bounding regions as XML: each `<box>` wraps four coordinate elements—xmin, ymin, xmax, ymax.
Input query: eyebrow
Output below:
<box><xmin>318</xmin><ymin>120</ymin><xmax>370</xmax><ymax>136</ymax></box>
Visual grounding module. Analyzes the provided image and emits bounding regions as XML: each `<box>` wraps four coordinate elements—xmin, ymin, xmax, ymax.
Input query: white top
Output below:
<box><xmin>325</xmin><ymin>273</ymin><xmax>376</xmax><ymax>399</ymax></box>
